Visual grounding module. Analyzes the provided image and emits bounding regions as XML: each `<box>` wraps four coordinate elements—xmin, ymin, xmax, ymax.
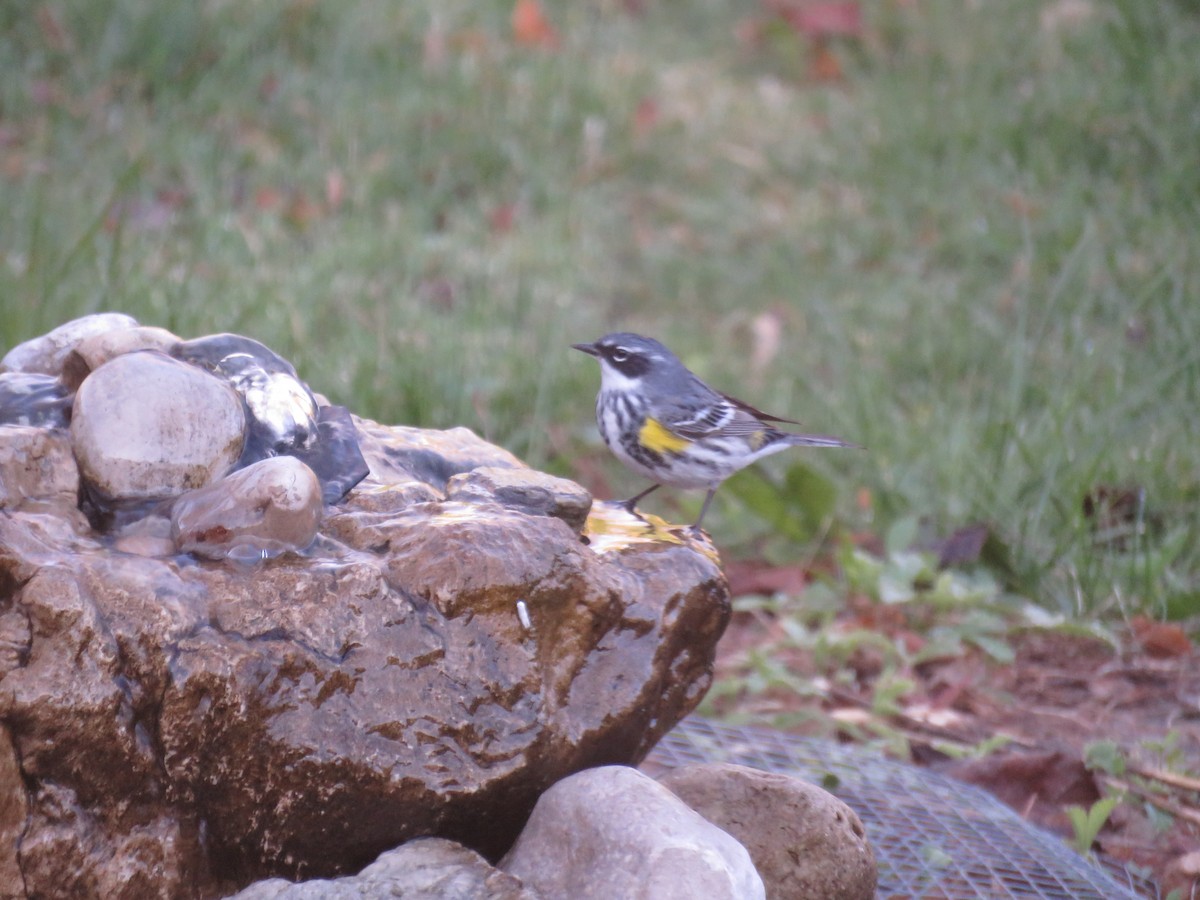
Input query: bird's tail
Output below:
<box><xmin>778</xmin><ymin>431</ymin><xmax>862</xmax><ymax>450</ymax></box>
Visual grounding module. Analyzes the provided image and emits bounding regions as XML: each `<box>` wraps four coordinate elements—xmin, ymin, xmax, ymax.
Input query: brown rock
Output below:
<box><xmin>446</xmin><ymin>466</ymin><xmax>592</xmax><ymax>532</ymax></box>
<box><xmin>0</xmin><ymin>414</ymin><xmax>729</xmax><ymax>896</ymax></box>
<box><xmin>0</xmin><ymin>425</ymin><xmax>79</xmax><ymax>508</ymax></box>
<box><xmin>0</xmin><ymin>726</ymin><xmax>26</xmax><ymax>893</ymax></box>
<box><xmin>657</xmin><ymin>763</ymin><xmax>876</xmax><ymax>900</ymax></box>
<box><xmin>354</xmin><ymin>418</ymin><xmax>525</xmax><ymax>491</ymax></box>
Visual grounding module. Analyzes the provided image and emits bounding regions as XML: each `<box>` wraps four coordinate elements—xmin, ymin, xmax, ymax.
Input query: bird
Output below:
<box><xmin>572</xmin><ymin>332</ymin><xmax>858</xmax><ymax>530</ymax></box>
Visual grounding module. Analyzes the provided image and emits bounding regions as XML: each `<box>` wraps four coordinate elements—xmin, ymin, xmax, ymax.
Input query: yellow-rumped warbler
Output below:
<box><xmin>573</xmin><ymin>332</ymin><xmax>858</xmax><ymax>530</ymax></box>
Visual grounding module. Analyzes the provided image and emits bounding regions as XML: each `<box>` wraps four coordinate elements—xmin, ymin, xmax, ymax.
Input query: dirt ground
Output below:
<box><xmin>713</xmin><ymin>589</ymin><xmax>1200</xmax><ymax>898</ymax></box>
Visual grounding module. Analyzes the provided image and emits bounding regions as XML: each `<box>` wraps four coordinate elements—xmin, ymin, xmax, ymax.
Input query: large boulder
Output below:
<box><xmin>0</xmin><ymin>318</ymin><xmax>730</xmax><ymax>899</ymax></box>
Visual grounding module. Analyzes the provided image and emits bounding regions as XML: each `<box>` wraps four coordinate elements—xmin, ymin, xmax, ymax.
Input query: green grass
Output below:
<box><xmin>2</xmin><ymin>0</ymin><xmax>1197</xmax><ymax>618</ymax></box>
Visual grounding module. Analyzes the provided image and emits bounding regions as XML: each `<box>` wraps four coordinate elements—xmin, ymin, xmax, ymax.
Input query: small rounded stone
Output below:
<box><xmin>171</xmin><ymin>456</ymin><xmax>323</xmax><ymax>560</ymax></box>
<box><xmin>658</xmin><ymin>763</ymin><xmax>877</xmax><ymax>900</ymax></box>
<box><xmin>62</xmin><ymin>326</ymin><xmax>181</xmax><ymax>390</ymax></box>
<box><xmin>70</xmin><ymin>351</ymin><xmax>246</xmax><ymax>504</ymax></box>
<box><xmin>1</xmin><ymin>312</ymin><xmax>140</xmax><ymax>376</ymax></box>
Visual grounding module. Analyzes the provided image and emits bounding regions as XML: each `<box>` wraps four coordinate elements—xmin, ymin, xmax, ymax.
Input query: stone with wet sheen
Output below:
<box><xmin>0</xmin><ymin>372</ymin><xmax>74</xmax><ymax>429</ymax></box>
<box><xmin>0</xmin><ymin>317</ymin><xmax>732</xmax><ymax>898</ymax></box>
<box><xmin>446</xmin><ymin>465</ymin><xmax>593</xmax><ymax>533</ymax></box>
<box><xmin>171</xmin><ymin>455</ymin><xmax>324</xmax><ymax>561</ymax></box>
<box><xmin>71</xmin><ymin>351</ymin><xmax>246</xmax><ymax>505</ymax></box>
<box><xmin>0</xmin><ymin>312</ymin><xmax>139</xmax><ymax>376</ymax></box>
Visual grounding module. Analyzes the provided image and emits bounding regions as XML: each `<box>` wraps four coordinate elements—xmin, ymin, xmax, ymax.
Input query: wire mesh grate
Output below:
<box><xmin>644</xmin><ymin>717</ymin><xmax>1154</xmax><ymax>900</ymax></box>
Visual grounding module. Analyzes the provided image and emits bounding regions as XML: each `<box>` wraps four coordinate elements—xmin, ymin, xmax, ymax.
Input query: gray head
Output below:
<box><xmin>571</xmin><ymin>333</ymin><xmax>688</xmax><ymax>390</ymax></box>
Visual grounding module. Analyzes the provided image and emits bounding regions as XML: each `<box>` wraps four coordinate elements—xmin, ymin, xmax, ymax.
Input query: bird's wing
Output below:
<box><xmin>656</xmin><ymin>380</ymin><xmax>769</xmax><ymax>439</ymax></box>
<box><xmin>719</xmin><ymin>392</ymin><xmax>805</xmax><ymax>427</ymax></box>
<box><xmin>658</xmin><ymin>384</ymin><xmax>858</xmax><ymax>447</ymax></box>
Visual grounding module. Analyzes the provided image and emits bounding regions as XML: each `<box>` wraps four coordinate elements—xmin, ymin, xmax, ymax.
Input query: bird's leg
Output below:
<box><xmin>620</xmin><ymin>483</ymin><xmax>660</xmax><ymax>511</ymax></box>
<box><xmin>691</xmin><ymin>487</ymin><xmax>718</xmax><ymax>532</ymax></box>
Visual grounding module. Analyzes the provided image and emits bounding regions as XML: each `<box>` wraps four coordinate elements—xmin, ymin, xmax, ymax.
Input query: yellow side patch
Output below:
<box><xmin>638</xmin><ymin>417</ymin><xmax>692</xmax><ymax>454</ymax></box>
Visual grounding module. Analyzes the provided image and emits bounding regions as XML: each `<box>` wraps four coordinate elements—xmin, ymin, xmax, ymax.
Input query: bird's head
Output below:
<box><xmin>571</xmin><ymin>333</ymin><xmax>676</xmax><ymax>389</ymax></box>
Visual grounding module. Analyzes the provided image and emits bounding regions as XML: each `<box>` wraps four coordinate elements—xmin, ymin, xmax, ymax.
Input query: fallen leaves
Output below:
<box><xmin>712</xmin><ymin>580</ymin><xmax>1200</xmax><ymax>894</ymax></box>
<box><xmin>724</xmin><ymin>559</ymin><xmax>812</xmax><ymax>597</ymax></box>
<box><xmin>938</xmin><ymin>749</ymin><xmax>1102</xmax><ymax>836</ymax></box>
<box><xmin>769</xmin><ymin>0</ymin><xmax>863</xmax><ymax>39</ymax></box>
<box><xmin>512</xmin><ymin>0</ymin><xmax>560</xmax><ymax>50</ymax></box>
<box><xmin>742</xmin><ymin>1</ymin><xmax>866</xmax><ymax>82</ymax></box>
<box><xmin>631</xmin><ymin>97</ymin><xmax>660</xmax><ymax>140</ymax></box>
<box><xmin>1130</xmin><ymin>615</ymin><xmax>1192</xmax><ymax>659</ymax></box>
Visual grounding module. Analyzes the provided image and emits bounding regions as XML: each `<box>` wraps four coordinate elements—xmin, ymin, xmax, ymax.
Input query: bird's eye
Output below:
<box><xmin>611</xmin><ymin>348</ymin><xmax>629</xmax><ymax>363</ymax></box>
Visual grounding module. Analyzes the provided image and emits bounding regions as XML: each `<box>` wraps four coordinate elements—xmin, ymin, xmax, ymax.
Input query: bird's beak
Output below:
<box><xmin>571</xmin><ymin>342</ymin><xmax>600</xmax><ymax>357</ymax></box>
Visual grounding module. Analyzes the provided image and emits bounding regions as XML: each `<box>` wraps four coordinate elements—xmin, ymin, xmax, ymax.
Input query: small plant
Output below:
<box><xmin>1083</xmin><ymin>739</ymin><xmax>1127</xmax><ymax>778</ymax></box>
<box><xmin>1065</xmin><ymin>796</ymin><xmax>1119</xmax><ymax>857</ymax></box>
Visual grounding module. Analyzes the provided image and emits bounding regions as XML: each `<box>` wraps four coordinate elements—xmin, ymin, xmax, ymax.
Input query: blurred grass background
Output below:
<box><xmin>1</xmin><ymin>0</ymin><xmax>1197</xmax><ymax>619</ymax></box>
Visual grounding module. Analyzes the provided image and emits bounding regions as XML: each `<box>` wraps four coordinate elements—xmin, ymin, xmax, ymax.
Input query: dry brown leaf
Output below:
<box><xmin>807</xmin><ymin>43</ymin><xmax>843</xmax><ymax>81</ymax></box>
<box><xmin>771</xmin><ymin>1</ymin><xmax>863</xmax><ymax>39</ymax></box>
<box><xmin>632</xmin><ymin>97</ymin><xmax>660</xmax><ymax>139</ymax></box>
<box><xmin>325</xmin><ymin>169</ymin><xmax>345</xmax><ymax>212</ymax></box>
<box><xmin>489</xmin><ymin>202</ymin><xmax>518</xmax><ymax>234</ymax></box>
<box><xmin>512</xmin><ymin>0</ymin><xmax>560</xmax><ymax>49</ymax></box>
<box><xmin>1130</xmin><ymin>616</ymin><xmax>1192</xmax><ymax>659</ymax></box>
<box><xmin>724</xmin><ymin>559</ymin><xmax>811</xmax><ymax>597</ymax></box>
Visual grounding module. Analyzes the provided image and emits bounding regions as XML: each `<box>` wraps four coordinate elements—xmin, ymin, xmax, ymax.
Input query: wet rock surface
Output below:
<box><xmin>499</xmin><ymin>765</ymin><xmax>765</xmax><ymax>900</ymax></box>
<box><xmin>172</xmin><ymin>333</ymin><xmax>320</xmax><ymax>458</ymax></box>
<box><xmin>658</xmin><ymin>763</ymin><xmax>878</xmax><ymax>900</ymax></box>
<box><xmin>0</xmin><ymin>316</ymin><xmax>732</xmax><ymax>897</ymax></box>
<box><xmin>0</xmin><ymin>426</ymin><xmax>78</xmax><ymax>508</ymax></box>
<box><xmin>0</xmin><ymin>373</ymin><xmax>73</xmax><ymax>429</ymax></box>
<box><xmin>446</xmin><ymin>466</ymin><xmax>593</xmax><ymax>533</ymax></box>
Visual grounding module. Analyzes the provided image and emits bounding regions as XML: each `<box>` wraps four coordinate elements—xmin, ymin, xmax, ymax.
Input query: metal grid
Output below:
<box><xmin>644</xmin><ymin>717</ymin><xmax>1154</xmax><ymax>900</ymax></box>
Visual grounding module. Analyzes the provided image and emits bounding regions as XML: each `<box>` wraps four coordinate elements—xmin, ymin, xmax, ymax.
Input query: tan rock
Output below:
<box><xmin>658</xmin><ymin>763</ymin><xmax>877</xmax><ymax>900</ymax></box>
<box><xmin>171</xmin><ymin>456</ymin><xmax>323</xmax><ymax>560</ymax></box>
<box><xmin>500</xmin><ymin>766</ymin><xmax>764</xmax><ymax>900</ymax></box>
<box><xmin>446</xmin><ymin>466</ymin><xmax>592</xmax><ymax>532</ymax></box>
<box><xmin>71</xmin><ymin>351</ymin><xmax>246</xmax><ymax>504</ymax></box>
<box><xmin>354</xmin><ymin>417</ymin><xmax>524</xmax><ymax>490</ymax></box>
<box><xmin>226</xmin><ymin>837</ymin><xmax>538</xmax><ymax>899</ymax></box>
<box><xmin>1</xmin><ymin>312</ymin><xmax>139</xmax><ymax>376</ymax></box>
<box><xmin>61</xmin><ymin>325</ymin><xmax>180</xmax><ymax>390</ymax></box>
<box><xmin>0</xmin><ymin>425</ymin><xmax>78</xmax><ymax>508</ymax></box>
<box><xmin>0</xmin><ymin>726</ymin><xmax>26</xmax><ymax>892</ymax></box>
